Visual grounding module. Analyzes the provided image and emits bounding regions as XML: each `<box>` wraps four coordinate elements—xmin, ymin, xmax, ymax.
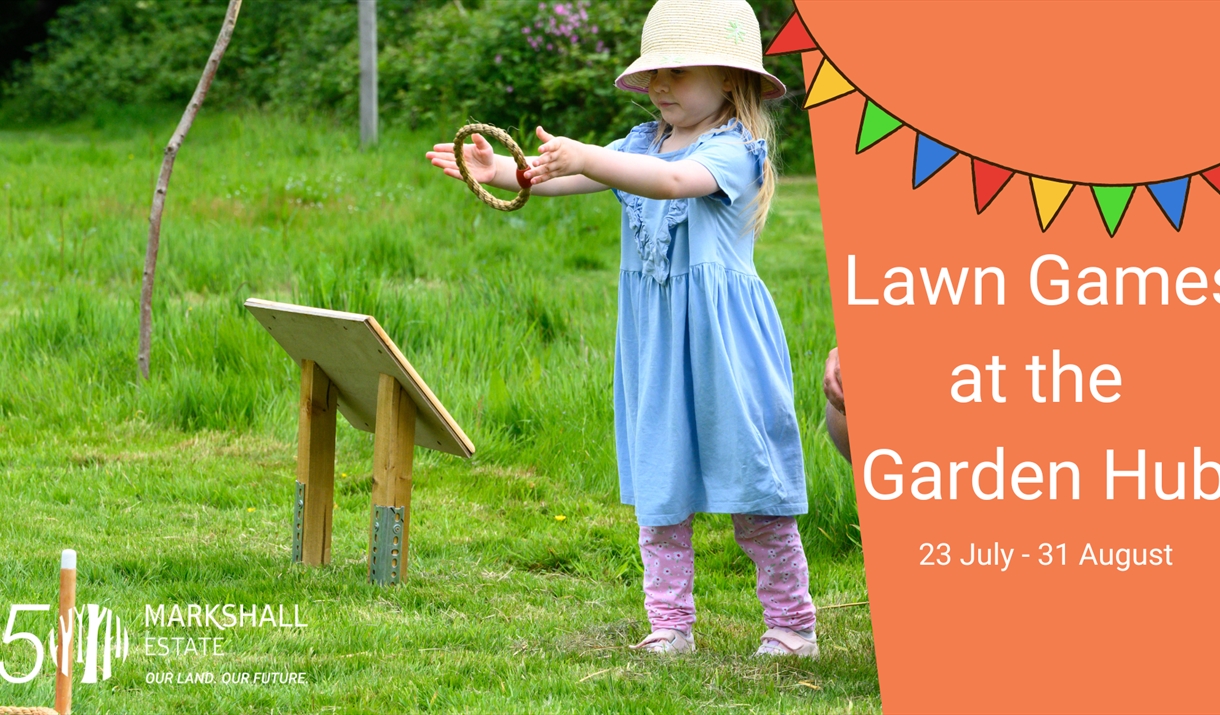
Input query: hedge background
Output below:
<box><xmin>0</xmin><ymin>0</ymin><xmax>814</xmax><ymax>173</ymax></box>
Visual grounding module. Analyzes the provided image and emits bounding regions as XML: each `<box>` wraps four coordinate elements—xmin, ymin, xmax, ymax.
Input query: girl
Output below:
<box><xmin>426</xmin><ymin>0</ymin><xmax>818</xmax><ymax>658</ymax></box>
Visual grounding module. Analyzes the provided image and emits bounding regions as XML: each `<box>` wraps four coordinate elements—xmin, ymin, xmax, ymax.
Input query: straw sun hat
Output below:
<box><xmin>615</xmin><ymin>0</ymin><xmax>787</xmax><ymax>100</ymax></box>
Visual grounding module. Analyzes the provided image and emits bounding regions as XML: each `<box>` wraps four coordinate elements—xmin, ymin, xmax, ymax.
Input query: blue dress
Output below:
<box><xmin>608</xmin><ymin>118</ymin><xmax>808</xmax><ymax>527</ymax></box>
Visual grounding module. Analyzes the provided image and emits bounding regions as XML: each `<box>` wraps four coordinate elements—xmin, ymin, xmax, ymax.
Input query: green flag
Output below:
<box><xmin>1091</xmin><ymin>185</ymin><xmax>1135</xmax><ymax>236</ymax></box>
<box><xmin>857</xmin><ymin>100</ymin><xmax>903</xmax><ymax>153</ymax></box>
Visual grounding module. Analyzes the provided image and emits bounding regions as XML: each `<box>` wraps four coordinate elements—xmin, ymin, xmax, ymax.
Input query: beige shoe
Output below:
<box><xmin>628</xmin><ymin>628</ymin><xmax>696</xmax><ymax>654</ymax></box>
<box><xmin>753</xmin><ymin>626</ymin><xmax>819</xmax><ymax>658</ymax></box>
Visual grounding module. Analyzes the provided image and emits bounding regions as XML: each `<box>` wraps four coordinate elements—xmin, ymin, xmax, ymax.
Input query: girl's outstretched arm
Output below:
<box><xmin>526</xmin><ymin>126</ymin><xmax>719</xmax><ymax>200</ymax></box>
<box><xmin>426</xmin><ymin>133</ymin><xmax>608</xmax><ymax>197</ymax></box>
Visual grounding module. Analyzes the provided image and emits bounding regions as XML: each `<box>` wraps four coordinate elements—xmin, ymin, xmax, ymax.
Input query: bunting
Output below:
<box><xmin>1148</xmin><ymin>177</ymin><xmax>1189</xmax><ymax>230</ymax></box>
<box><xmin>804</xmin><ymin>60</ymin><xmax>855</xmax><ymax>109</ymax></box>
<box><xmin>913</xmin><ymin>134</ymin><xmax>957</xmax><ymax>188</ymax></box>
<box><xmin>1202</xmin><ymin>167</ymin><xmax>1220</xmax><ymax>193</ymax></box>
<box><xmin>771</xmin><ymin>18</ymin><xmax>1220</xmax><ymax>236</ymax></box>
<box><xmin>1031</xmin><ymin>178</ymin><xmax>1073</xmax><ymax>231</ymax></box>
<box><xmin>971</xmin><ymin>159</ymin><xmax>1014</xmax><ymax>214</ymax></box>
<box><xmin>857</xmin><ymin>100</ymin><xmax>902</xmax><ymax>153</ymax></box>
<box><xmin>764</xmin><ymin>11</ymin><xmax>818</xmax><ymax>56</ymax></box>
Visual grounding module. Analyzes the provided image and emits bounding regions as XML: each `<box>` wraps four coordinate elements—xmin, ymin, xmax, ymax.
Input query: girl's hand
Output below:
<box><xmin>426</xmin><ymin>132</ymin><xmax>497</xmax><ymax>184</ymax></box>
<box><xmin>525</xmin><ymin>126</ymin><xmax>586</xmax><ymax>184</ymax></box>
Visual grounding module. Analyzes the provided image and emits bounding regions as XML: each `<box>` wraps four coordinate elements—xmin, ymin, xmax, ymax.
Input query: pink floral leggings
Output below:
<box><xmin>638</xmin><ymin>514</ymin><xmax>817</xmax><ymax>633</ymax></box>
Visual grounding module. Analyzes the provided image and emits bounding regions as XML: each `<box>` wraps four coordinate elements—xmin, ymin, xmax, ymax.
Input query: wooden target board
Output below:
<box><xmin>245</xmin><ymin>298</ymin><xmax>474</xmax><ymax>585</ymax></box>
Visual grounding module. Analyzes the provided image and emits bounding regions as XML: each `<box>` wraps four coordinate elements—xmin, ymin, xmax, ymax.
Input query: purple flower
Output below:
<box><xmin>571</xmin><ymin>35</ymin><xmax>578</xmax><ymax>43</ymax></box>
<box><xmin>522</xmin><ymin>26</ymin><xmax>530</xmax><ymax>34</ymax></box>
<box><xmin>506</xmin><ymin>85</ymin><xmax>514</xmax><ymax>93</ymax></box>
<box><xmin>591</xmin><ymin>25</ymin><xmax>598</xmax><ymax>34</ymax></box>
<box><xmin>555</xmin><ymin>3</ymin><xmax>567</xmax><ymax>14</ymax></box>
<box><xmin>546</xmin><ymin>42</ymin><xmax>553</xmax><ymax>50</ymax></box>
<box><xmin>538</xmin><ymin>1</ymin><xmax>545</xmax><ymax>7</ymax></box>
<box><xmin>494</xmin><ymin>54</ymin><xmax>502</xmax><ymax>63</ymax></box>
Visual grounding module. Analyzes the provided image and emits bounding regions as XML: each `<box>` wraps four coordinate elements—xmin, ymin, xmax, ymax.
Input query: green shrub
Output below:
<box><xmin>394</xmin><ymin>0</ymin><xmax>813</xmax><ymax>170</ymax></box>
<box><xmin>391</xmin><ymin>0</ymin><xmax>655</xmax><ymax>146</ymax></box>
<box><xmin>2</xmin><ymin>0</ymin><xmax>813</xmax><ymax>172</ymax></box>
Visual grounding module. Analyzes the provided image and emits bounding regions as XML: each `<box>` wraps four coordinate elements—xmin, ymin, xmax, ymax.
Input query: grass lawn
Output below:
<box><xmin>0</xmin><ymin>107</ymin><xmax>877</xmax><ymax>713</ymax></box>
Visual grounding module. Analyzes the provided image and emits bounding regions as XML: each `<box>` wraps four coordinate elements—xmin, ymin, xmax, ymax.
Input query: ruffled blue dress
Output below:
<box><xmin>608</xmin><ymin>118</ymin><xmax>808</xmax><ymax>527</ymax></box>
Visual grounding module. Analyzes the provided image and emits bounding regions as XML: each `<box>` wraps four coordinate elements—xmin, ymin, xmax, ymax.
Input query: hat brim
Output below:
<box><xmin>615</xmin><ymin>53</ymin><xmax>787</xmax><ymax>101</ymax></box>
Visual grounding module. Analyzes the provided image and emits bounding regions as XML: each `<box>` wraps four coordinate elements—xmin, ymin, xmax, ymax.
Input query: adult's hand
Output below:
<box><xmin>823</xmin><ymin>346</ymin><xmax>851</xmax><ymax>463</ymax></box>
<box><xmin>823</xmin><ymin>346</ymin><xmax>845</xmax><ymax>416</ymax></box>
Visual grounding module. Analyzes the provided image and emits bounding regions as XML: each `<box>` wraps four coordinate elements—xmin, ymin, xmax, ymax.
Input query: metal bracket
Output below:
<box><xmin>292</xmin><ymin>481</ymin><xmax>306</xmax><ymax>563</ymax></box>
<box><xmin>369</xmin><ymin>505</ymin><xmax>405</xmax><ymax>586</ymax></box>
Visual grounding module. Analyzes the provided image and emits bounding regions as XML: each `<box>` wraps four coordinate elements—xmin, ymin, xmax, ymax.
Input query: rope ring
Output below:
<box><xmin>453</xmin><ymin>123</ymin><xmax>531</xmax><ymax>212</ymax></box>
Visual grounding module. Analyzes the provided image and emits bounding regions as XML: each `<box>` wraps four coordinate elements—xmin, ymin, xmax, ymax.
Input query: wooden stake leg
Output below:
<box><xmin>369</xmin><ymin>373</ymin><xmax>415</xmax><ymax>585</ymax></box>
<box><xmin>296</xmin><ymin>359</ymin><xmax>338</xmax><ymax>566</ymax></box>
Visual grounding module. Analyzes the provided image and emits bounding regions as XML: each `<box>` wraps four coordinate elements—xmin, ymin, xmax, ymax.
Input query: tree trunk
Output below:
<box><xmin>137</xmin><ymin>0</ymin><xmax>243</xmax><ymax>381</ymax></box>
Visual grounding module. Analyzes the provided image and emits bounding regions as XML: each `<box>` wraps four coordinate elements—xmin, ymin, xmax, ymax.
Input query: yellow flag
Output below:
<box><xmin>804</xmin><ymin>59</ymin><xmax>856</xmax><ymax>109</ymax></box>
<box><xmin>1030</xmin><ymin>177</ymin><xmax>1074</xmax><ymax>230</ymax></box>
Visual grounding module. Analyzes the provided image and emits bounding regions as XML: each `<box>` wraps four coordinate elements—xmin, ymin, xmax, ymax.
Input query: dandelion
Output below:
<box><xmin>555</xmin><ymin>515</ymin><xmax>566</xmax><ymax>521</ymax></box>
<box><xmin>342</xmin><ymin>473</ymin><xmax>348</xmax><ymax>477</ymax></box>
<box><xmin>247</xmin><ymin>507</ymin><xmax>256</xmax><ymax>513</ymax></box>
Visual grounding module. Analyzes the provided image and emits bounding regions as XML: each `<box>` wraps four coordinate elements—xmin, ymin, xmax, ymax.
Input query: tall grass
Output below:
<box><xmin>0</xmin><ymin>106</ymin><xmax>855</xmax><ymax>553</ymax></box>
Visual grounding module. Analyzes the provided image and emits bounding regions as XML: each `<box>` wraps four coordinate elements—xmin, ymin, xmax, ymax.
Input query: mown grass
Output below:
<box><xmin>0</xmin><ymin>105</ymin><xmax>874</xmax><ymax>713</ymax></box>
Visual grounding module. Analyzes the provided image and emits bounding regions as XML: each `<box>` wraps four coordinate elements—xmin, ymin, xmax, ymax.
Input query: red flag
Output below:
<box><xmin>765</xmin><ymin>11</ymin><xmax>817</xmax><ymax>56</ymax></box>
<box><xmin>1203</xmin><ymin>166</ymin><xmax>1220</xmax><ymax>193</ymax></box>
<box><xmin>972</xmin><ymin>158</ymin><xmax>1015</xmax><ymax>213</ymax></box>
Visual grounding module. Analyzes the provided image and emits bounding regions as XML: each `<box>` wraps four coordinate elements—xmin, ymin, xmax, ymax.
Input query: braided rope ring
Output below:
<box><xmin>453</xmin><ymin>123</ymin><xmax>531</xmax><ymax>212</ymax></box>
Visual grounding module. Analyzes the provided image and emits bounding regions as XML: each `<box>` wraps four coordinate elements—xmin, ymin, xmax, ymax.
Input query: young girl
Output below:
<box><xmin>426</xmin><ymin>0</ymin><xmax>818</xmax><ymax>658</ymax></box>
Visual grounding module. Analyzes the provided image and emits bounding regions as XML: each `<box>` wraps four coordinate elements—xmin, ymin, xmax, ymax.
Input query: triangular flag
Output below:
<box><xmin>804</xmin><ymin>59</ymin><xmax>855</xmax><ymax>109</ymax></box>
<box><xmin>1147</xmin><ymin>177</ymin><xmax>1189</xmax><ymax>230</ymax></box>
<box><xmin>913</xmin><ymin>134</ymin><xmax>957</xmax><ymax>188</ymax></box>
<box><xmin>972</xmin><ymin>159</ymin><xmax>1015</xmax><ymax>213</ymax></box>
<box><xmin>1202</xmin><ymin>166</ymin><xmax>1220</xmax><ymax>193</ymax></box>
<box><xmin>1030</xmin><ymin>177</ymin><xmax>1074</xmax><ymax>231</ymax></box>
<box><xmin>765</xmin><ymin>11</ymin><xmax>817</xmax><ymax>55</ymax></box>
<box><xmin>1091</xmin><ymin>185</ymin><xmax>1135</xmax><ymax>237</ymax></box>
<box><xmin>857</xmin><ymin>101</ymin><xmax>903</xmax><ymax>153</ymax></box>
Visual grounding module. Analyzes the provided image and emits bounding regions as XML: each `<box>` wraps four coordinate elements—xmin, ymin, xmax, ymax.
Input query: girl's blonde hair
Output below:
<box><xmin>651</xmin><ymin>66</ymin><xmax>777</xmax><ymax>238</ymax></box>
